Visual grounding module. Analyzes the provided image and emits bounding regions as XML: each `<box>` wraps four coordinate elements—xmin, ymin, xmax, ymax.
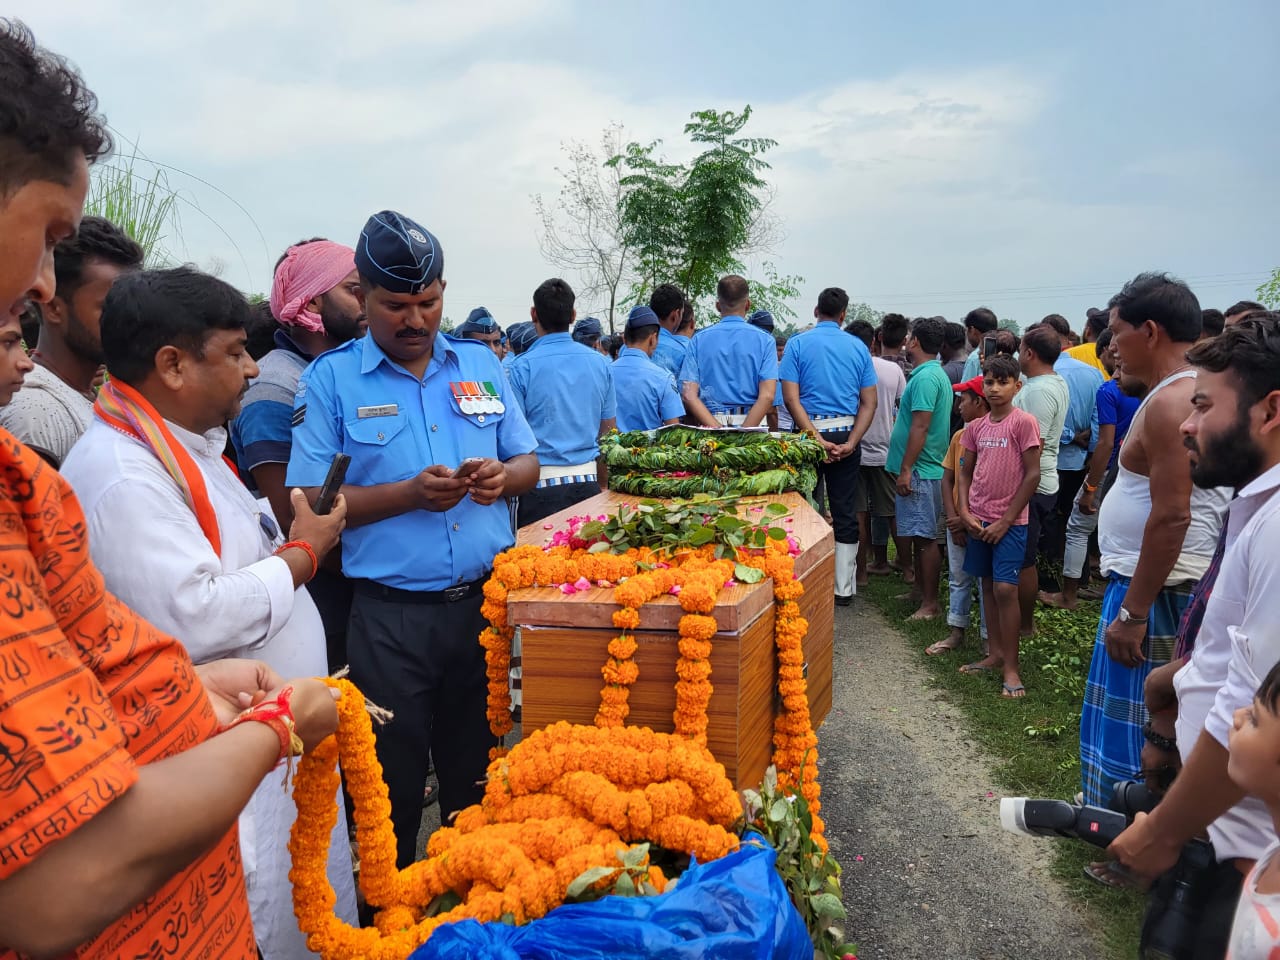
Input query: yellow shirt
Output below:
<box><xmin>1065</xmin><ymin>342</ymin><xmax>1109</xmax><ymax>379</ymax></box>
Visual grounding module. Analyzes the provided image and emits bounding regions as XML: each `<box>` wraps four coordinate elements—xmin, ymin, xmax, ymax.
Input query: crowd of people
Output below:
<box><xmin>5</xmin><ymin>16</ymin><xmax>1280</xmax><ymax>960</ymax></box>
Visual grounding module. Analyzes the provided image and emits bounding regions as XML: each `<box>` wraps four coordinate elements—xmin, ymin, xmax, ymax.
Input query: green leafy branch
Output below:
<box><xmin>566</xmin><ymin>843</ymin><xmax>665</xmax><ymax>902</ymax></box>
<box><xmin>743</xmin><ymin>765</ymin><xmax>857</xmax><ymax>960</ymax></box>
<box><xmin>576</xmin><ymin>494</ymin><xmax>790</xmax><ymax>566</ymax></box>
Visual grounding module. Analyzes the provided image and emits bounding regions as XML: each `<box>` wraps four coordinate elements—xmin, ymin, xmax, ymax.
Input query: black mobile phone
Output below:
<box><xmin>452</xmin><ymin>457</ymin><xmax>485</xmax><ymax>480</ymax></box>
<box><xmin>313</xmin><ymin>453</ymin><xmax>351</xmax><ymax>515</ymax></box>
<box><xmin>982</xmin><ymin>335</ymin><xmax>998</xmax><ymax>360</ymax></box>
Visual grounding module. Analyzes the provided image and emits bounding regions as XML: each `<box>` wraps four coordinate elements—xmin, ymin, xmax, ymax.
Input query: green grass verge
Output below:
<box><xmin>857</xmin><ymin>570</ymin><xmax>1145</xmax><ymax>959</ymax></box>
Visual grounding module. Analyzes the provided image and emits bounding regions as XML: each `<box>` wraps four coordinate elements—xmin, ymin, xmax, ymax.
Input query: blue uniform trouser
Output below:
<box><xmin>348</xmin><ymin>584</ymin><xmax>496</xmax><ymax>868</ymax></box>
<box><xmin>817</xmin><ymin>431</ymin><xmax>860</xmax><ymax>544</ymax></box>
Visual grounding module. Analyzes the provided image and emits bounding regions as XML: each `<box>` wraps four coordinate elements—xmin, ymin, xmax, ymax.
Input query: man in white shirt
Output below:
<box><xmin>0</xmin><ymin>216</ymin><xmax>142</xmax><ymax>466</ymax></box>
<box><xmin>61</xmin><ymin>266</ymin><xmax>358</xmax><ymax>959</ymax></box>
<box><xmin>1104</xmin><ymin>315</ymin><xmax>1280</xmax><ymax>957</ymax></box>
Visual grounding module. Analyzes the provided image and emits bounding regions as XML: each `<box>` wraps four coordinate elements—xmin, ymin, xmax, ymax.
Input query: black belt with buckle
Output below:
<box><xmin>352</xmin><ymin>576</ymin><xmax>488</xmax><ymax>605</ymax></box>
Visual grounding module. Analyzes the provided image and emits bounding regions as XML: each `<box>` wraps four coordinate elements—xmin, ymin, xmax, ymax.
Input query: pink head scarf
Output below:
<box><xmin>270</xmin><ymin>241</ymin><xmax>357</xmax><ymax>334</ymax></box>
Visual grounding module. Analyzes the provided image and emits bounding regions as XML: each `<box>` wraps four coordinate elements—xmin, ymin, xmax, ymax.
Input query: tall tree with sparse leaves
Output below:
<box><xmin>532</xmin><ymin>125</ymin><xmax>634</xmax><ymax>333</ymax></box>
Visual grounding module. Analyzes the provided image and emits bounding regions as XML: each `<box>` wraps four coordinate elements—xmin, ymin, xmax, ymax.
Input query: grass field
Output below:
<box><xmin>857</xmin><ymin>568</ymin><xmax>1146</xmax><ymax>959</ymax></box>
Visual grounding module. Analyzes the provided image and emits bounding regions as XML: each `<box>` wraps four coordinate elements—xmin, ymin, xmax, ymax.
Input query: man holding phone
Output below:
<box><xmin>286</xmin><ymin>211</ymin><xmax>539</xmax><ymax>867</ymax></box>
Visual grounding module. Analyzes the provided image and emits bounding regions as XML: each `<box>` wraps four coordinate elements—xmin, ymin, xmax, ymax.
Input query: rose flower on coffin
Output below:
<box><xmin>287</xmin><ymin>495</ymin><xmax>855</xmax><ymax>960</ymax></box>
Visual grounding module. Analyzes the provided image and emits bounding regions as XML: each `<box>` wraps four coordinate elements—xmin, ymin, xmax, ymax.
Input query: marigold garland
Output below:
<box><xmin>290</xmin><ymin>686</ymin><xmax>742</xmax><ymax>959</ymax></box>
<box><xmin>291</xmin><ymin>501</ymin><xmax>829</xmax><ymax>957</ymax></box>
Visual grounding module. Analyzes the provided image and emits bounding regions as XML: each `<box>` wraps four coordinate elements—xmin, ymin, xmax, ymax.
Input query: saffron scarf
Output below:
<box><xmin>93</xmin><ymin>379</ymin><xmax>222</xmax><ymax>557</ymax></box>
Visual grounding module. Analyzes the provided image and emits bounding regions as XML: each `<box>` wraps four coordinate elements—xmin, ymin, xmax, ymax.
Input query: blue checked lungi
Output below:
<box><xmin>1079</xmin><ymin>573</ymin><xmax>1194</xmax><ymax>807</ymax></box>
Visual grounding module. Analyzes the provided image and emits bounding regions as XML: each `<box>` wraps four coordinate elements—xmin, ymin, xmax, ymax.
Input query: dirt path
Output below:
<box><xmin>823</xmin><ymin>602</ymin><xmax>1103</xmax><ymax>959</ymax></box>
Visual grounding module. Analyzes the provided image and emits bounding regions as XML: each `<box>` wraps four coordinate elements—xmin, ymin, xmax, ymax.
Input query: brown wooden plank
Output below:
<box><xmin>508</xmin><ymin>580</ymin><xmax>772</xmax><ymax>633</ymax></box>
<box><xmin>797</xmin><ymin>557</ymin><xmax>835</xmax><ymax>727</ymax></box>
<box><xmin>519</xmin><ymin>614</ymin><xmax>776</xmax><ymax>789</ymax></box>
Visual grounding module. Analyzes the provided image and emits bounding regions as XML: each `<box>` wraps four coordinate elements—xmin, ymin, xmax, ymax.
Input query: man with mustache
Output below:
<box><xmin>232</xmin><ymin>238</ymin><xmax>364</xmax><ymax>671</ymax></box>
<box><xmin>286</xmin><ymin>211</ymin><xmax>539</xmax><ymax>867</ymax></box>
<box><xmin>1103</xmin><ymin>316</ymin><xmax>1280</xmax><ymax>957</ymax></box>
<box><xmin>1078</xmin><ymin>273</ymin><xmax>1231</xmax><ymax>810</ymax></box>
<box><xmin>60</xmin><ymin>266</ymin><xmax>357</xmax><ymax>958</ymax></box>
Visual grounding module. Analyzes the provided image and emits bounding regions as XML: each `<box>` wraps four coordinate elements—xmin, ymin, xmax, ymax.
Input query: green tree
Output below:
<box><xmin>845</xmin><ymin>302</ymin><xmax>884</xmax><ymax>328</ymax></box>
<box><xmin>998</xmin><ymin>317</ymin><xmax>1021</xmax><ymax>334</ymax></box>
<box><xmin>1258</xmin><ymin>267</ymin><xmax>1280</xmax><ymax>309</ymax></box>
<box><xmin>611</xmin><ymin>106</ymin><xmax>780</xmax><ymax>310</ymax></box>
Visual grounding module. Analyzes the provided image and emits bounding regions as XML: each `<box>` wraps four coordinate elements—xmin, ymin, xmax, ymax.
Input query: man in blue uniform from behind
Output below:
<box><xmin>612</xmin><ymin>305</ymin><xmax>685</xmax><ymax>432</ymax></box>
<box><xmin>502</xmin><ymin>320</ymin><xmax>536</xmax><ymax>376</ymax></box>
<box><xmin>571</xmin><ymin>315</ymin><xmax>609</xmax><ymax>357</ymax></box>
<box><xmin>286</xmin><ymin>210</ymin><xmax>539</xmax><ymax>867</ymax></box>
<box><xmin>648</xmin><ymin>283</ymin><xmax>689</xmax><ymax>379</ymax></box>
<box><xmin>508</xmin><ymin>277</ymin><xmax>616</xmax><ymax>526</ymax></box>
<box><xmin>780</xmin><ymin>287</ymin><xmax>879</xmax><ymax>604</ymax></box>
<box><xmin>680</xmin><ymin>274</ymin><xmax>779</xmax><ymax>428</ymax></box>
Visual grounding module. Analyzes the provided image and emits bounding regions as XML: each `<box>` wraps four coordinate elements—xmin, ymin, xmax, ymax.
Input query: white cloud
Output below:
<box><xmin>10</xmin><ymin>3</ymin><xmax>1269</xmax><ymax>325</ymax></box>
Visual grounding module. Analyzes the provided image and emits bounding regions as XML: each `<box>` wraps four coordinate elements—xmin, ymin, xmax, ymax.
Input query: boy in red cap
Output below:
<box><xmin>931</xmin><ymin>374</ymin><xmax>990</xmax><ymax>655</ymax></box>
<box><xmin>956</xmin><ymin>355</ymin><xmax>1042</xmax><ymax>698</ymax></box>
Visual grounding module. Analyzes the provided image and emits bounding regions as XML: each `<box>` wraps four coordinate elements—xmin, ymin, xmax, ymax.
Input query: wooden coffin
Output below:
<box><xmin>510</xmin><ymin>491</ymin><xmax>834</xmax><ymax>789</ymax></box>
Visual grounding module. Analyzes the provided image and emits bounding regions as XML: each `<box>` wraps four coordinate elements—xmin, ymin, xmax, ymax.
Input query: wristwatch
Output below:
<box><xmin>1118</xmin><ymin>606</ymin><xmax>1146</xmax><ymax>624</ymax></box>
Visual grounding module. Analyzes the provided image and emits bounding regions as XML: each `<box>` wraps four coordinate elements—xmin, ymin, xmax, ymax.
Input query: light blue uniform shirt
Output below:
<box><xmin>678</xmin><ymin>315</ymin><xmax>779</xmax><ymax>413</ymax></box>
<box><xmin>286</xmin><ymin>333</ymin><xmax>535</xmax><ymax>591</ymax></box>
<box><xmin>1054</xmin><ymin>354</ymin><xmax>1105</xmax><ymax>472</ymax></box>
<box><xmin>506</xmin><ymin>332</ymin><xmax>616</xmax><ymax>466</ymax></box>
<box><xmin>612</xmin><ymin>346</ymin><xmax>685</xmax><ymax>432</ymax></box>
<box><xmin>778</xmin><ymin>320</ymin><xmax>878</xmax><ymax>419</ymax></box>
<box><xmin>651</xmin><ymin>326</ymin><xmax>689</xmax><ymax>379</ymax></box>
<box><xmin>961</xmin><ymin>345</ymin><xmax>982</xmax><ymax>381</ymax></box>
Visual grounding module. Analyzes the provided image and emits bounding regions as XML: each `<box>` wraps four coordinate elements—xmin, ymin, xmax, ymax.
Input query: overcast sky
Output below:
<box><xmin>13</xmin><ymin>0</ymin><xmax>1279</xmax><ymax>331</ymax></box>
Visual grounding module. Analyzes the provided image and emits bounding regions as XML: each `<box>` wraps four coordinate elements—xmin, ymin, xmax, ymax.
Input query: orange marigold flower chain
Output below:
<box><xmin>289</xmin><ymin>518</ymin><xmax>827</xmax><ymax>957</ymax></box>
<box><xmin>290</xmin><ymin>683</ymin><xmax>742</xmax><ymax>958</ymax></box>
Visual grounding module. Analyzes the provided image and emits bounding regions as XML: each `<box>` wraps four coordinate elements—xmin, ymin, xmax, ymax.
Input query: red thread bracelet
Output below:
<box><xmin>277</xmin><ymin>539</ymin><xmax>319</xmax><ymax>582</ymax></box>
<box><xmin>221</xmin><ymin>685</ymin><xmax>304</xmax><ymax>764</ymax></box>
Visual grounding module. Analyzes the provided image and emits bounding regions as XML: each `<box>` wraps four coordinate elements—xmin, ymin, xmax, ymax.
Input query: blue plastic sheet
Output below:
<box><xmin>409</xmin><ymin>839</ymin><xmax>811</xmax><ymax>960</ymax></box>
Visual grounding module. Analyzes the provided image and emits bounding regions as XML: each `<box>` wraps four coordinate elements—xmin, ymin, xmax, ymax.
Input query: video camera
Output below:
<box><xmin>1001</xmin><ymin>782</ymin><xmax>1214</xmax><ymax>960</ymax></box>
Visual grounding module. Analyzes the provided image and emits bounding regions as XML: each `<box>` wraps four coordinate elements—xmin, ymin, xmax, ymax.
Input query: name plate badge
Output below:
<box><xmin>357</xmin><ymin>404</ymin><xmax>399</xmax><ymax>419</ymax></box>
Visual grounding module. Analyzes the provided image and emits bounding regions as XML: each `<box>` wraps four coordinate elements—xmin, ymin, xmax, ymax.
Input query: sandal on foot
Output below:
<box><xmin>1083</xmin><ymin>861</ymin><xmax>1131</xmax><ymax>889</ymax></box>
<box><xmin>959</xmin><ymin>661</ymin><xmax>994</xmax><ymax>675</ymax></box>
<box><xmin>1001</xmin><ymin>683</ymin><xmax>1027</xmax><ymax>699</ymax></box>
<box><xmin>926</xmin><ymin>640</ymin><xmax>961</xmax><ymax>656</ymax></box>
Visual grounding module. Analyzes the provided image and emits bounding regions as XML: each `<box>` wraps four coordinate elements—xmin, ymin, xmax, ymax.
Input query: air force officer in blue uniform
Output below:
<box><xmin>287</xmin><ymin>210</ymin><xmax>538</xmax><ymax>867</ymax></box>
<box><xmin>612</xmin><ymin>305</ymin><xmax>685</xmax><ymax>432</ymax></box>
<box><xmin>779</xmin><ymin>286</ymin><xmax>878</xmax><ymax>605</ymax></box>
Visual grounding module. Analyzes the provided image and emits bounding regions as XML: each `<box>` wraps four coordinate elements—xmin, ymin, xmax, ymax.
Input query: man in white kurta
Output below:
<box><xmin>64</xmin><ymin>415</ymin><xmax>359</xmax><ymax>958</ymax></box>
<box><xmin>61</xmin><ymin>269</ymin><xmax>358</xmax><ymax>958</ymax></box>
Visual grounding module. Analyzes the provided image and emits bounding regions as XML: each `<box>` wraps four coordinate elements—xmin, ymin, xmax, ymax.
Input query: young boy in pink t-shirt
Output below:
<box><xmin>957</xmin><ymin>354</ymin><xmax>1042</xmax><ymax>698</ymax></box>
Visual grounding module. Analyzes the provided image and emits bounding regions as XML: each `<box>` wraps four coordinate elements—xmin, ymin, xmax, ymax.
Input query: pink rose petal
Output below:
<box><xmin>573</xmin><ymin>577</ymin><xmax>591</xmax><ymax>591</ymax></box>
<box><xmin>668</xmin><ymin>584</ymin><xmax>682</xmax><ymax>596</ymax></box>
<box><xmin>559</xmin><ymin>583</ymin><xmax>576</xmax><ymax>595</ymax></box>
<box><xmin>724</xmin><ymin>580</ymin><xmax>737</xmax><ymax>588</ymax></box>
<box><xmin>542</xmin><ymin>523</ymin><xmax>554</xmax><ymax>529</ymax></box>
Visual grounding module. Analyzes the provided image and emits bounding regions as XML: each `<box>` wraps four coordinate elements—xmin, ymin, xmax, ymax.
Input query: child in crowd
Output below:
<box><xmin>1226</xmin><ymin>660</ymin><xmax>1280</xmax><ymax>957</ymax></box>
<box><xmin>930</xmin><ymin>375</ymin><xmax>990</xmax><ymax>656</ymax></box>
<box><xmin>956</xmin><ymin>355</ymin><xmax>1042</xmax><ymax>698</ymax></box>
